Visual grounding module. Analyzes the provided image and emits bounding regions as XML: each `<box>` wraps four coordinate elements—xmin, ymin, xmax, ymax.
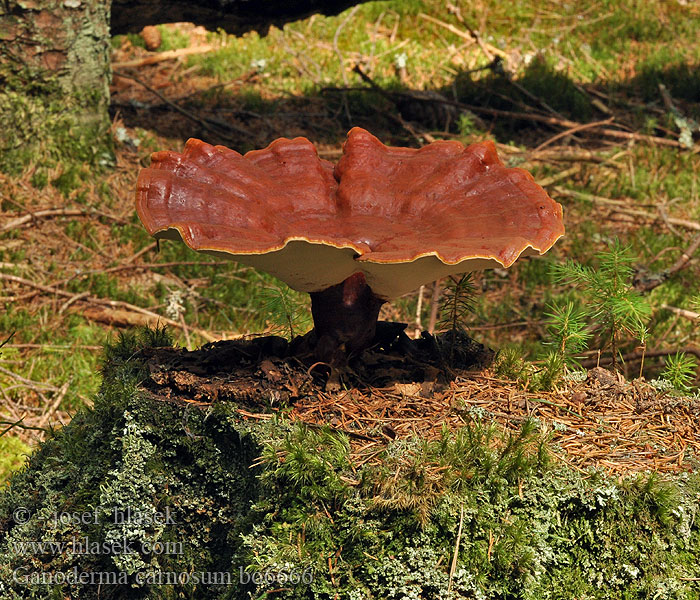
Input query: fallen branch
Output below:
<box><xmin>322</xmin><ymin>84</ymin><xmax>690</xmax><ymax>149</ymax></box>
<box><xmin>460</xmin><ymin>104</ymin><xmax>690</xmax><ymax>148</ymax></box>
<box><xmin>537</xmin><ymin>164</ymin><xmax>581</xmax><ymax>188</ymax></box>
<box><xmin>525</xmin><ymin>147</ymin><xmax>614</xmax><ymax>163</ymax></box>
<box><xmin>0</xmin><ymin>273</ymin><xmax>219</xmax><ymax>342</ymax></box>
<box><xmin>82</xmin><ymin>300</ymin><xmax>218</xmax><ymax>342</ymax></box>
<box><xmin>634</xmin><ymin>232</ymin><xmax>700</xmax><ymax>292</ymax></box>
<box><xmin>112</xmin><ymin>45</ymin><xmax>216</xmax><ymax>69</ymax></box>
<box><xmin>661</xmin><ymin>305</ymin><xmax>700</xmax><ymax>322</ymax></box>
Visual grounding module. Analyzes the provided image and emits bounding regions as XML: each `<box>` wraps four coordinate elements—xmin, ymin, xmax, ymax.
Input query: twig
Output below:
<box><xmin>554</xmin><ymin>188</ymin><xmax>700</xmax><ymax>231</ymax></box>
<box><xmin>0</xmin><ymin>417</ymin><xmax>49</xmax><ymax>436</ymax></box>
<box><xmin>0</xmin><ymin>273</ymin><xmax>218</xmax><ymax>342</ymax></box>
<box><xmin>58</xmin><ymin>291</ymin><xmax>90</xmax><ymax>315</ymax></box>
<box><xmin>578</xmin><ymin>346</ymin><xmax>700</xmax><ymax>368</ymax></box>
<box><xmin>124</xmin><ymin>241</ymin><xmax>158</xmax><ymax>263</ymax></box>
<box><xmin>463</xmin><ymin>105</ymin><xmax>691</xmax><ymax>148</ymax></box>
<box><xmin>0</xmin><ymin>365</ymin><xmax>61</xmax><ymax>391</ymax></box>
<box><xmin>1</xmin><ymin>207</ymin><xmax>126</xmax><ymax>233</ymax></box>
<box><xmin>634</xmin><ymin>232</ymin><xmax>700</xmax><ymax>292</ymax></box>
<box><xmin>323</xmin><ymin>84</ymin><xmax>690</xmax><ymax>148</ymax></box>
<box><xmin>448</xmin><ymin>503</ymin><xmax>464</xmax><ymax>593</ymax></box>
<box><xmin>428</xmin><ymin>280</ymin><xmax>442</xmax><ymax>334</ymax></box>
<box><xmin>113</xmin><ymin>70</ymin><xmax>252</xmax><ymax>138</ymax></box>
<box><xmin>419</xmin><ymin>13</ymin><xmax>508</xmax><ymax>61</ymax></box>
<box><xmin>533</xmin><ymin>118</ymin><xmax>615</xmax><ymax>153</ymax></box>
<box><xmin>179</xmin><ymin>312</ymin><xmax>193</xmax><ymax>350</ymax></box>
<box><xmin>351</xmin><ymin>65</ymin><xmax>436</xmax><ymax>143</ymax></box>
<box><xmin>0</xmin><ymin>331</ymin><xmax>15</xmax><ymax>350</ymax></box>
<box><xmin>414</xmin><ymin>285</ymin><xmax>424</xmax><ymax>339</ymax></box>
<box><xmin>36</xmin><ymin>380</ymin><xmax>70</xmax><ymax>429</ymax></box>
<box><xmin>111</xmin><ymin>45</ymin><xmax>216</xmax><ymax>69</ymax></box>
<box><xmin>537</xmin><ymin>164</ymin><xmax>581</xmax><ymax>187</ymax></box>
<box><xmin>170</xmin><ymin>69</ymin><xmax>259</xmax><ymax>102</ymax></box>
<box><xmin>525</xmin><ymin>147</ymin><xmax>613</xmax><ymax>163</ymax></box>
<box><xmin>4</xmin><ymin>344</ymin><xmax>103</xmax><ymax>350</ymax></box>
<box><xmin>661</xmin><ymin>305</ymin><xmax>699</xmax><ymax>322</ymax></box>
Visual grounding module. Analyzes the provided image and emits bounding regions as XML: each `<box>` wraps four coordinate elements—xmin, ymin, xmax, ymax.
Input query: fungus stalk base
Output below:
<box><xmin>309</xmin><ymin>273</ymin><xmax>385</xmax><ymax>359</ymax></box>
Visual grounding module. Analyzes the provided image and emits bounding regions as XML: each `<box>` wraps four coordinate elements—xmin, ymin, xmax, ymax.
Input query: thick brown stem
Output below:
<box><xmin>309</xmin><ymin>272</ymin><xmax>385</xmax><ymax>359</ymax></box>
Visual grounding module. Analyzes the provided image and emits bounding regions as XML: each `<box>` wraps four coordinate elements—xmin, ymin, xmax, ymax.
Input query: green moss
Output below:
<box><xmin>0</xmin><ymin>83</ymin><xmax>113</xmax><ymax>182</ymax></box>
<box><xmin>0</xmin><ymin>331</ymin><xmax>698</xmax><ymax>599</ymax></box>
<box><xmin>0</xmin><ymin>436</ymin><xmax>31</xmax><ymax>484</ymax></box>
<box><xmin>156</xmin><ymin>25</ymin><xmax>190</xmax><ymax>52</ymax></box>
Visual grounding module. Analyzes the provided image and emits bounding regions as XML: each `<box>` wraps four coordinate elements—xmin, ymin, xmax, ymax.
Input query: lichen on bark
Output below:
<box><xmin>0</xmin><ymin>0</ymin><xmax>113</xmax><ymax>177</ymax></box>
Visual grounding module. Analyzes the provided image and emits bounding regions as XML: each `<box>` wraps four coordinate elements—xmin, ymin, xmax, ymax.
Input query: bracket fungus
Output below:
<box><xmin>136</xmin><ymin>127</ymin><xmax>564</xmax><ymax>358</ymax></box>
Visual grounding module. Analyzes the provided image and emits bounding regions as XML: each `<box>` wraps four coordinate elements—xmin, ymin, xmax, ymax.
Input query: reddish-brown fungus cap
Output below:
<box><xmin>136</xmin><ymin>127</ymin><xmax>564</xmax><ymax>298</ymax></box>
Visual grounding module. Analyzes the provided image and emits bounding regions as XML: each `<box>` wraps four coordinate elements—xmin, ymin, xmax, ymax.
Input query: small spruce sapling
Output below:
<box><xmin>661</xmin><ymin>352</ymin><xmax>698</xmax><ymax>393</ymax></box>
<box><xmin>437</xmin><ymin>274</ymin><xmax>477</xmax><ymax>365</ymax></box>
<box><xmin>544</xmin><ymin>301</ymin><xmax>592</xmax><ymax>367</ymax></box>
<box><xmin>551</xmin><ymin>240</ymin><xmax>651</xmax><ymax>371</ymax></box>
<box><xmin>260</xmin><ymin>284</ymin><xmax>312</xmax><ymax>340</ymax></box>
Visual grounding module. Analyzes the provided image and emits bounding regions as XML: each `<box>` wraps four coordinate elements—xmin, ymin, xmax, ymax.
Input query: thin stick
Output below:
<box><xmin>37</xmin><ymin>381</ymin><xmax>70</xmax><ymax>429</ymax></box>
<box><xmin>460</xmin><ymin>105</ymin><xmax>689</xmax><ymax>148</ymax></box>
<box><xmin>428</xmin><ymin>280</ymin><xmax>442</xmax><ymax>334</ymax></box>
<box><xmin>1</xmin><ymin>208</ymin><xmax>126</xmax><ymax>233</ymax></box>
<box><xmin>323</xmin><ymin>84</ymin><xmax>690</xmax><ymax>148</ymax></box>
<box><xmin>419</xmin><ymin>13</ymin><xmax>508</xmax><ymax>60</ymax></box>
<box><xmin>0</xmin><ymin>365</ymin><xmax>61</xmax><ymax>391</ymax></box>
<box><xmin>113</xmin><ymin>70</ymin><xmax>251</xmax><ymax>138</ymax></box>
<box><xmin>4</xmin><ymin>344</ymin><xmax>103</xmax><ymax>350</ymax></box>
<box><xmin>414</xmin><ymin>285</ymin><xmax>424</xmax><ymax>339</ymax></box>
<box><xmin>579</xmin><ymin>346</ymin><xmax>700</xmax><ymax>368</ymax></box>
<box><xmin>124</xmin><ymin>241</ymin><xmax>158</xmax><ymax>263</ymax></box>
<box><xmin>0</xmin><ymin>418</ymin><xmax>49</xmax><ymax>435</ymax></box>
<box><xmin>58</xmin><ymin>292</ymin><xmax>90</xmax><ymax>315</ymax></box>
<box><xmin>537</xmin><ymin>164</ymin><xmax>581</xmax><ymax>187</ymax></box>
<box><xmin>554</xmin><ymin>188</ymin><xmax>700</xmax><ymax>231</ymax></box>
<box><xmin>179</xmin><ymin>312</ymin><xmax>193</xmax><ymax>350</ymax></box>
<box><xmin>634</xmin><ymin>232</ymin><xmax>700</xmax><ymax>292</ymax></box>
<box><xmin>533</xmin><ymin>117</ymin><xmax>615</xmax><ymax>153</ymax></box>
<box><xmin>448</xmin><ymin>503</ymin><xmax>465</xmax><ymax>594</ymax></box>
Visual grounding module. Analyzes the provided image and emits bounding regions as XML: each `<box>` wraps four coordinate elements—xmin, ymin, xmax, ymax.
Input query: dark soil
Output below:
<box><xmin>140</xmin><ymin>322</ymin><xmax>493</xmax><ymax>410</ymax></box>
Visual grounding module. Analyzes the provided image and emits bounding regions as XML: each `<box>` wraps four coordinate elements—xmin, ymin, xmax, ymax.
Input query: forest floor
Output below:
<box><xmin>1</xmin><ymin>0</ymin><xmax>699</xmax><ymax>479</ymax></box>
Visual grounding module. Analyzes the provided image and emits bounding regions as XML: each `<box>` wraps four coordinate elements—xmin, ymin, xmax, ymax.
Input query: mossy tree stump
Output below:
<box><xmin>1</xmin><ymin>330</ymin><xmax>699</xmax><ymax>599</ymax></box>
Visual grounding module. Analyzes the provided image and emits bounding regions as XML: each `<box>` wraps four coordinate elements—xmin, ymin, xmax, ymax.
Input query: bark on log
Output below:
<box><xmin>111</xmin><ymin>0</ymin><xmax>371</xmax><ymax>35</ymax></box>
